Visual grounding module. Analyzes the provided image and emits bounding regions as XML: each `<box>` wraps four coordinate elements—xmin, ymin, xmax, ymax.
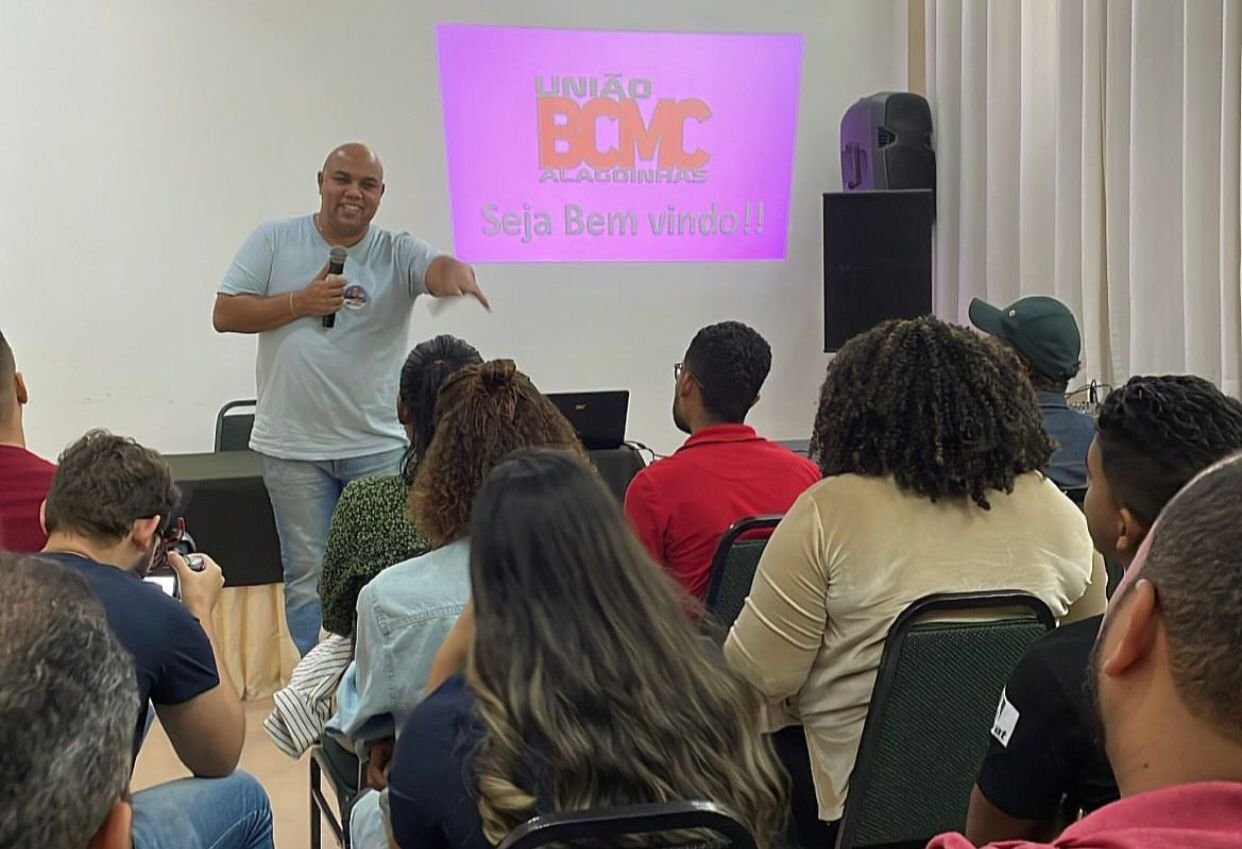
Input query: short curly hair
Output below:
<box><xmin>810</xmin><ymin>316</ymin><xmax>1054</xmax><ymax>509</ymax></box>
<box><xmin>1096</xmin><ymin>375</ymin><xmax>1242</xmax><ymax>525</ymax></box>
<box><xmin>44</xmin><ymin>430</ymin><xmax>180</xmax><ymax>541</ymax></box>
<box><xmin>409</xmin><ymin>360</ymin><xmax>585</xmax><ymax>546</ymax></box>
<box><xmin>684</xmin><ymin>322</ymin><xmax>772</xmax><ymax>423</ymax></box>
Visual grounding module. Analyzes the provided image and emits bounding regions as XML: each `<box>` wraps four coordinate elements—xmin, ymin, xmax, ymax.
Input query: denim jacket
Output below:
<box><xmin>1039</xmin><ymin>392</ymin><xmax>1095</xmax><ymax>490</ymax></box>
<box><xmin>328</xmin><ymin>538</ymin><xmax>471</xmax><ymax>745</ymax></box>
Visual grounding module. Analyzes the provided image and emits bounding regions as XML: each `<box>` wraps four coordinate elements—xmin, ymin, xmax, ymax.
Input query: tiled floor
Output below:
<box><xmin>132</xmin><ymin>698</ymin><xmax>316</xmax><ymax>848</ymax></box>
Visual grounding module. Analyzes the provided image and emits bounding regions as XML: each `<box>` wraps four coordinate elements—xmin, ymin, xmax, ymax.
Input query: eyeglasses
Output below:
<box><xmin>674</xmin><ymin>362</ymin><xmax>705</xmax><ymax>389</ymax></box>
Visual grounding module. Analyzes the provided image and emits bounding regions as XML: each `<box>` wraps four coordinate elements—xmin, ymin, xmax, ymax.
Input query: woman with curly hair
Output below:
<box><xmin>386</xmin><ymin>449</ymin><xmax>788</xmax><ymax>849</ymax></box>
<box><xmin>723</xmin><ymin>316</ymin><xmax>1105</xmax><ymax>847</ymax></box>
<box><xmin>332</xmin><ymin>360</ymin><xmax>583</xmax><ymax>841</ymax></box>
<box><xmin>317</xmin><ymin>334</ymin><xmax>482</xmax><ymax>637</ymax></box>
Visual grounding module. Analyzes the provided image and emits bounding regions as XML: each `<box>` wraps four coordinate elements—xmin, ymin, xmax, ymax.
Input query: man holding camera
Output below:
<box><xmin>39</xmin><ymin>429</ymin><xmax>246</xmax><ymax>776</ymax></box>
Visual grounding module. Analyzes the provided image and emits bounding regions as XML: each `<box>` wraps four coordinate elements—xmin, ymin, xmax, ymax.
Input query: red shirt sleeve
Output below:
<box><xmin>624</xmin><ymin>469</ymin><xmax>668</xmax><ymax>566</ymax></box>
<box><xmin>0</xmin><ymin>450</ymin><xmax>56</xmax><ymax>553</ymax></box>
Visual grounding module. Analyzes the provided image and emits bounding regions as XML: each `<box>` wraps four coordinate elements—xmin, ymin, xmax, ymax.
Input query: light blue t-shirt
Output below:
<box><xmin>219</xmin><ymin>215</ymin><xmax>443</xmax><ymax>460</ymax></box>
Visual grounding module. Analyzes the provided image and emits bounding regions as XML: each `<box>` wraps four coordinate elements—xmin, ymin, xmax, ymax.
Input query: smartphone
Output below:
<box><xmin>144</xmin><ymin>553</ymin><xmax>206</xmax><ymax>600</ymax></box>
<box><xmin>145</xmin><ymin>567</ymin><xmax>179</xmax><ymax>598</ymax></box>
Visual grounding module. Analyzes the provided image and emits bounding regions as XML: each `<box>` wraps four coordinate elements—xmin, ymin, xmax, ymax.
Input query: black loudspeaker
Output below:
<box><xmin>823</xmin><ymin>190</ymin><xmax>933</xmax><ymax>352</ymax></box>
<box><xmin>840</xmin><ymin>92</ymin><xmax>935</xmax><ymax>192</ymax></box>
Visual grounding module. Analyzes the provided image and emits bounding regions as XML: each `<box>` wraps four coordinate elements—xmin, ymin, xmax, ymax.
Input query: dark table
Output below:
<box><xmin>164</xmin><ymin>445</ymin><xmax>646</xmax><ymax>588</ymax></box>
<box><xmin>165</xmin><ymin>451</ymin><xmax>283</xmax><ymax>587</ymax></box>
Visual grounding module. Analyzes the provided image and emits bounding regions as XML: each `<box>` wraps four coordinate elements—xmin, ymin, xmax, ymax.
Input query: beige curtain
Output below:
<box><xmin>926</xmin><ymin>0</ymin><xmax>1242</xmax><ymax>393</ymax></box>
<box><xmin>210</xmin><ymin>585</ymin><xmax>300</xmax><ymax>700</ymax></box>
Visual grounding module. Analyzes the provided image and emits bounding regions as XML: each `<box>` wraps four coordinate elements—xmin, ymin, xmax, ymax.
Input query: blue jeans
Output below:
<box><xmin>131</xmin><ymin>771</ymin><xmax>273</xmax><ymax>849</ymax></box>
<box><xmin>261</xmin><ymin>448</ymin><xmax>405</xmax><ymax>655</ymax></box>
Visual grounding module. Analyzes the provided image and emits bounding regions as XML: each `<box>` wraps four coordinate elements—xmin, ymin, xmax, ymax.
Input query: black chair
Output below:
<box><xmin>590</xmin><ymin>444</ymin><xmax>648</xmax><ymax>503</ymax></box>
<box><xmin>835</xmin><ymin>592</ymin><xmax>1056</xmax><ymax>849</ymax></box>
<box><xmin>214</xmin><ymin>399</ymin><xmax>256</xmax><ymax>452</ymax></box>
<box><xmin>310</xmin><ymin>735</ymin><xmax>364</xmax><ymax>849</ymax></box>
<box><xmin>704</xmin><ymin>515</ymin><xmax>783</xmax><ymax>636</ymax></box>
<box><xmin>499</xmin><ymin>801</ymin><xmax>758</xmax><ymax>849</ymax></box>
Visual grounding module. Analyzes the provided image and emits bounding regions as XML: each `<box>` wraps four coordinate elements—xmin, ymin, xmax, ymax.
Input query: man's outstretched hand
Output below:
<box><xmin>426</xmin><ymin>256</ymin><xmax>490</xmax><ymax>311</ymax></box>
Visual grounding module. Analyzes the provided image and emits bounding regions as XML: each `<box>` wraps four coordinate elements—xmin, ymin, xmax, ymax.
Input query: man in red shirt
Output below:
<box><xmin>0</xmin><ymin>330</ymin><xmax>55</xmax><ymax>552</ymax></box>
<box><xmin>928</xmin><ymin>454</ymin><xmax>1242</xmax><ymax>849</ymax></box>
<box><xmin>624</xmin><ymin>321</ymin><xmax>820</xmax><ymax>599</ymax></box>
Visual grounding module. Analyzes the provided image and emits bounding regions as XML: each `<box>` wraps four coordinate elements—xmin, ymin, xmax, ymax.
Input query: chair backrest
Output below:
<box><xmin>215</xmin><ymin>399</ymin><xmax>257</xmax><ymax>452</ymax></box>
<box><xmin>498</xmin><ymin>801</ymin><xmax>758</xmax><ymax>849</ymax></box>
<box><xmin>835</xmin><ymin>591</ymin><xmax>1056</xmax><ymax>849</ymax></box>
<box><xmin>704</xmin><ymin>515</ymin><xmax>783</xmax><ymax>635</ymax></box>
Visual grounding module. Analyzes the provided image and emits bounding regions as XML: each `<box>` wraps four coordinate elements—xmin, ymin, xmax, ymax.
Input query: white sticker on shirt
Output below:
<box><xmin>991</xmin><ymin>688</ymin><xmax>1021</xmax><ymax>748</ymax></box>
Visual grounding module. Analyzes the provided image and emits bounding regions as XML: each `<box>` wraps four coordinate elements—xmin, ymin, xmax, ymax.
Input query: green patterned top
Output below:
<box><xmin>317</xmin><ymin>473</ymin><xmax>430</xmax><ymax>636</ymax></box>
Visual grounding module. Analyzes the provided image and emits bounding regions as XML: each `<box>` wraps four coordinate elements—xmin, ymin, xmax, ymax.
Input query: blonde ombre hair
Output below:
<box><xmin>464</xmin><ymin>449</ymin><xmax>788</xmax><ymax>847</ymax></box>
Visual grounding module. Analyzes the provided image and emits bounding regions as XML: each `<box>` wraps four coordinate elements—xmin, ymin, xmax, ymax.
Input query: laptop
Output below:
<box><xmin>547</xmin><ymin>390</ymin><xmax>630</xmax><ymax>451</ymax></box>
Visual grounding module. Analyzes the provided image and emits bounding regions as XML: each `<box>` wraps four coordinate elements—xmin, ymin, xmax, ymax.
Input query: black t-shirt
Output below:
<box><xmin>43</xmin><ymin>553</ymin><xmax>220</xmax><ymax>760</ymax></box>
<box><xmin>388</xmin><ymin>674</ymin><xmax>489</xmax><ymax>849</ymax></box>
<box><xmin>976</xmin><ymin>615</ymin><xmax>1119</xmax><ymax>820</ymax></box>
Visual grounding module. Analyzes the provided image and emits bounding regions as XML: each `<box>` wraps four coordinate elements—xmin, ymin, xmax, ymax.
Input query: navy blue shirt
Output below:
<box><xmin>42</xmin><ymin>553</ymin><xmax>220</xmax><ymax>760</ymax></box>
<box><xmin>388</xmin><ymin>675</ymin><xmax>489</xmax><ymax>849</ymax></box>
<box><xmin>1039</xmin><ymin>392</ymin><xmax>1095</xmax><ymax>490</ymax></box>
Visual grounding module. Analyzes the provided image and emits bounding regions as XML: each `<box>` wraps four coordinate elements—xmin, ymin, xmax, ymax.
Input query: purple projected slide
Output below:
<box><xmin>435</xmin><ymin>25</ymin><xmax>803</xmax><ymax>263</ymax></box>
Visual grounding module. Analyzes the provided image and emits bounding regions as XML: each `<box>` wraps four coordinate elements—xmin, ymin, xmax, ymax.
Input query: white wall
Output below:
<box><xmin>0</xmin><ymin>0</ymin><xmax>906</xmax><ymax>459</ymax></box>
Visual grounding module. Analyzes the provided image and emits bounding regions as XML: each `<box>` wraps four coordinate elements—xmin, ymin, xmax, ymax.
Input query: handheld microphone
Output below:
<box><xmin>322</xmin><ymin>246</ymin><xmax>348</xmax><ymax>329</ymax></box>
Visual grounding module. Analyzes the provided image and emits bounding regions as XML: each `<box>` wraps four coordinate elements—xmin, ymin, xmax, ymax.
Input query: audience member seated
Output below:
<box><xmin>0</xmin><ymin>329</ymin><xmax>56</xmax><ymax>552</ymax></box>
<box><xmin>384</xmin><ymin>449</ymin><xmax>788</xmax><ymax>849</ymax></box>
<box><xmin>266</xmin><ymin>335</ymin><xmax>485</xmax><ymax>758</ymax></box>
<box><xmin>332</xmin><ymin>360</ymin><xmax>584</xmax><ymax>843</ymax></box>
<box><xmin>0</xmin><ymin>554</ymin><xmax>274</xmax><ymax>849</ymax></box>
<box><xmin>723</xmin><ymin>317</ymin><xmax>1104</xmax><ymax>848</ymax></box>
<box><xmin>966</xmin><ymin>375</ymin><xmax>1242</xmax><ymax>845</ymax></box>
<box><xmin>318</xmin><ymin>334</ymin><xmax>482</xmax><ymax>637</ymax></box>
<box><xmin>932</xmin><ymin>453</ymin><xmax>1242</xmax><ymax>849</ymax></box>
<box><xmin>624</xmin><ymin>321</ymin><xmax>820</xmax><ymax>599</ymax></box>
<box><xmin>39</xmin><ymin>430</ymin><xmax>246</xmax><ymax>776</ymax></box>
<box><xmin>969</xmin><ymin>296</ymin><xmax>1094</xmax><ymax>489</ymax></box>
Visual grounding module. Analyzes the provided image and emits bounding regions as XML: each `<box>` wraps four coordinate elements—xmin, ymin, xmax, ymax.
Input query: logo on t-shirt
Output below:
<box><xmin>991</xmin><ymin>688</ymin><xmax>1021</xmax><ymax>747</ymax></box>
<box><xmin>343</xmin><ymin>284</ymin><xmax>370</xmax><ymax>310</ymax></box>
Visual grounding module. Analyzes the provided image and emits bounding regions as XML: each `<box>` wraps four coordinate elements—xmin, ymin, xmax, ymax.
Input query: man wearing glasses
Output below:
<box><xmin>624</xmin><ymin>321</ymin><xmax>821</xmax><ymax>600</ymax></box>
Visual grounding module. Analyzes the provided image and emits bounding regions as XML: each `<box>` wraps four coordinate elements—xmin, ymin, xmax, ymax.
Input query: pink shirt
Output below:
<box><xmin>929</xmin><ymin>782</ymin><xmax>1242</xmax><ymax>849</ymax></box>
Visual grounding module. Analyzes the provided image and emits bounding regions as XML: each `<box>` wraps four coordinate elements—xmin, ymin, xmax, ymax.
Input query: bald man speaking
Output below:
<box><xmin>213</xmin><ymin>142</ymin><xmax>487</xmax><ymax>654</ymax></box>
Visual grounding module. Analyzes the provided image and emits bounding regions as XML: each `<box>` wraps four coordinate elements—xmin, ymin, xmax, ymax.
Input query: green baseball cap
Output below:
<box><xmin>968</xmin><ymin>295</ymin><xmax>1082</xmax><ymax>382</ymax></box>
